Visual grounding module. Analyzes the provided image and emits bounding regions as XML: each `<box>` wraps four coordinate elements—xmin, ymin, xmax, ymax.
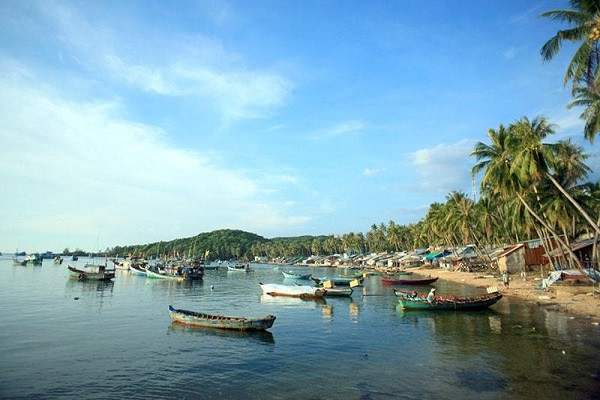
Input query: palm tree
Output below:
<box><xmin>569</xmin><ymin>84</ymin><xmax>600</xmax><ymax>142</ymax></box>
<box><xmin>540</xmin><ymin>1</ymin><xmax>600</xmax><ymax>90</ymax></box>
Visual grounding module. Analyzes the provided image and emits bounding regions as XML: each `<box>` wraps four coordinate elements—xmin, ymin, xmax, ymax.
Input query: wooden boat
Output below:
<box><xmin>394</xmin><ymin>290</ymin><xmax>502</xmax><ymax>310</ymax></box>
<box><xmin>129</xmin><ymin>263</ymin><xmax>147</xmax><ymax>275</ymax></box>
<box><xmin>311</xmin><ymin>277</ymin><xmax>363</xmax><ymax>286</ymax></box>
<box><xmin>169</xmin><ymin>306</ymin><xmax>275</xmax><ymax>331</ymax></box>
<box><xmin>260</xmin><ymin>283</ymin><xmax>325</xmax><ymax>299</ymax></box>
<box><xmin>381</xmin><ymin>276</ymin><xmax>439</xmax><ymax>285</ymax></box>
<box><xmin>145</xmin><ymin>266</ymin><xmax>185</xmax><ymax>281</ymax></box>
<box><xmin>322</xmin><ymin>287</ymin><xmax>353</xmax><ymax>297</ymax></box>
<box><xmin>24</xmin><ymin>254</ymin><xmax>43</xmax><ymax>266</ymax></box>
<box><xmin>282</xmin><ymin>271</ymin><xmax>312</xmax><ymax>280</ymax></box>
<box><xmin>53</xmin><ymin>256</ymin><xmax>63</xmax><ymax>265</ymax></box>
<box><xmin>67</xmin><ymin>265</ymin><xmax>116</xmax><ymax>281</ymax></box>
<box><xmin>227</xmin><ymin>263</ymin><xmax>250</xmax><ymax>272</ymax></box>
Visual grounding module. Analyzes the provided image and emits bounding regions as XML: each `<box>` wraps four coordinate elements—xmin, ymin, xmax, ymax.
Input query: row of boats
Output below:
<box><xmin>56</xmin><ymin>260</ymin><xmax>503</xmax><ymax>331</ymax></box>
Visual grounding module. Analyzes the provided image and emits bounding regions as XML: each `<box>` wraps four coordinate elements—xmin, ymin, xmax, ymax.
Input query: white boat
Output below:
<box><xmin>259</xmin><ymin>283</ymin><xmax>324</xmax><ymax>299</ymax></box>
<box><xmin>282</xmin><ymin>271</ymin><xmax>311</xmax><ymax>280</ymax></box>
<box><xmin>227</xmin><ymin>263</ymin><xmax>250</xmax><ymax>272</ymax></box>
<box><xmin>129</xmin><ymin>263</ymin><xmax>147</xmax><ymax>275</ymax></box>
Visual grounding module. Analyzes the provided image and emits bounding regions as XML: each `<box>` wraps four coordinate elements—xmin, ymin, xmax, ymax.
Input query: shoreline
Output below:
<box><xmin>405</xmin><ymin>266</ymin><xmax>600</xmax><ymax>324</ymax></box>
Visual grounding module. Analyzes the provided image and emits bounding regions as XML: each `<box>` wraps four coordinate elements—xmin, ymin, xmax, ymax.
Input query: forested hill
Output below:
<box><xmin>109</xmin><ymin>229</ymin><xmax>268</xmax><ymax>261</ymax></box>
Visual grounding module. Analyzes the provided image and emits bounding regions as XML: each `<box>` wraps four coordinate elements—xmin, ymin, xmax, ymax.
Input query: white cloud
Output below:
<box><xmin>362</xmin><ymin>168</ymin><xmax>386</xmax><ymax>177</ymax></box>
<box><xmin>0</xmin><ymin>75</ymin><xmax>307</xmax><ymax>250</ymax></box>
<box><xmin>38</xmin><ymin>1</ymin><xmax>294</xmax><ymax>121</ymax></box>
<box><xmin>311</xmin><ymin>120</ymin><xmax>365</xmax><ymax>139</ymax></box>
<box><xmin>408</xmin><ymin>139</ymin><xmax>475</xmax><ymax>194</ymax></box>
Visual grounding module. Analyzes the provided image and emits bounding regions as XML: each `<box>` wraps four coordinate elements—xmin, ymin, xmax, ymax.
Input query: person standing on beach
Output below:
<box><xmin>503</xmin><ymin>271</ymin><xmax>509</xmax><ymax>288</ymax></box>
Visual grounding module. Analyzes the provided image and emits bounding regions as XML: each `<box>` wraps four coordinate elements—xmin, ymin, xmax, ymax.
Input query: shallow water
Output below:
<box><xmin>0</xmin><ymin>257</ymin><xmax>598</xmax><ymax>399</ymax></box>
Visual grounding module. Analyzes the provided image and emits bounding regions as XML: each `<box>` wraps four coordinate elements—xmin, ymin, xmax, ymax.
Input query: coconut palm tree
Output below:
<box><xmin>568</xmin><ymin>84</ymin><xmax>600</xmax><ymax>142</ymax></box>
<box><xmin>540</xmin><ymin>1</ymin><xmax>600</xmax><ymax>90</ymax></box>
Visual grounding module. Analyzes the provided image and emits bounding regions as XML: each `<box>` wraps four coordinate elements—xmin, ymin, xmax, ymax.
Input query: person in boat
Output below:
<box><xmin>426</xmin><ymin>288</ymin><xmax>436</xmax><ymax>304</ymax></box>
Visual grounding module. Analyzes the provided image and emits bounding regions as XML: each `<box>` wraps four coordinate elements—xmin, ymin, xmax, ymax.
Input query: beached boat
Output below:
<box><xmin>67</xmin><ymin>265</ymin><xmax>116</xmax><ymax>281</ymax></box>
<box><xmin>311</xmin><ymin>277</ymin><xmax>363</xmax><ymax>286</ymax></box>
<box><xmin>260</xmin><ymin>283</ymin><xmax>325</xmax><ymax>299</ymax></box>
<box><xmin>282</xmin><ymin>271</ymin><xmax>312</xmax><ymax>280</ymax></box>
<box><xmin>322</xmin><ymin>287</ymin><xmax>353</xmax><ymax>297</ymax></box>
<box><xmin>169</xmin><ymin>306</ymin><xmax>275</xmax><ymax>331</ymax></box>
<box><xmin>394</xmin><ymin>290</ymin><xmax>502</xmax><ymax>310</ymax></box>
<box><xmin>381</xmin><ymin>276</ymin><xmax>438</xmax><ymax>285</ymax></box>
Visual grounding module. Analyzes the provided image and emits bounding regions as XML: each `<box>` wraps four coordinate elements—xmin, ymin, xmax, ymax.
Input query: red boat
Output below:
<box><xmin>381</xmin><ymin>276</ymin><xmax>439</xmax><ymax>285</ymax></box>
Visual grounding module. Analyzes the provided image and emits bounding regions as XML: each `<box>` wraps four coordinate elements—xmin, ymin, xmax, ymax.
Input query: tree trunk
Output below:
<box><xmin>516</xmin><ymin>192</ymin><xmax>583</xmax><ymax>269</ymax></box>
<box><xmin>546</xmin><ymin>172</ymin><xmax>600</xmax><ymax>235</ymax></box>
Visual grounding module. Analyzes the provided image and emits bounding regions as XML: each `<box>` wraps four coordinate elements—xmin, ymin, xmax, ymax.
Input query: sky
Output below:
<box><xmin>1</xmin><ymin>0</ymin><xmax>598</xmax><ymax>253</ymax></box>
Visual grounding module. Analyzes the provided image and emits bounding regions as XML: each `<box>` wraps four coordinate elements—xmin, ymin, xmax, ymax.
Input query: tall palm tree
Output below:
<box><xmin>540</xmin><ymin>1</ymin><xmax>600</xmax><ymax>90</ymax></box>
<box><xmin>569</xmin><ymin>85</ymin><xmax>600</xmax><ymax>142</ymax></box>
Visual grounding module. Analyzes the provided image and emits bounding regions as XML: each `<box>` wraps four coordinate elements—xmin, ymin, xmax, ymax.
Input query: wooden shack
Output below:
<box><xmin>496</xmin><ymin>244</ymin><xmax>525</xmax><ymax>273</ymax></box>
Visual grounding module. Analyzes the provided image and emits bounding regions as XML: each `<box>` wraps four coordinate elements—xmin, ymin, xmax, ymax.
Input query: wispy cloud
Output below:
<box><xmin>311</xmin><ymin>120</ymin><xmax>365</xmax><ymax>140</ymax></box>
<box><xmin>37</xmin><ymin>1</ymin><xmax>294</xmax><ymax>121</ymax></box>
<box><xmin>408</xmin><ymin>139</ymin><xmax>475</xmax><ymax>194</ymax></box>
<box><xmin>0</xmin><ymin>72</ymin><xmax>306</xmax><ymax>249</ymax></box>
<box><xmin>362</xmin><ymin>168</ymin><xmax>386</xmax><ymax>177</ymax></box>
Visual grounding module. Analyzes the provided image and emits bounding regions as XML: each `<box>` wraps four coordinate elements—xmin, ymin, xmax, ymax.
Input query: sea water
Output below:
<box><xmin>0</xmin><ymin>256</ymin><xmax>598</xmax><ymax>399</ymax></box>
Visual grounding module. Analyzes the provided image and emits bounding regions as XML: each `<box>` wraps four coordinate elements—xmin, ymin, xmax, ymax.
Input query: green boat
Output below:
<box><xmin>394</xmin><ymin>290</ymin><xmax>502</xmax><ymax>310</ymax></box>
<box><xmin>322</xmin><ymin>287</ymin><xmax>353</xmax><ymax>297</ymax></box>
<box><xmin>67</xmin><ymin>265</ymin><xmax>116</xmax><ymax>281</ymax></box>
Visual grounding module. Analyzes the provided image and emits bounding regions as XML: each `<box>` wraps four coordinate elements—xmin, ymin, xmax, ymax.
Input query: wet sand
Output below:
<box><xmin>409</xmin><ymin>266</ymin><xmax>600</xmax><ymax>324</ymax></box>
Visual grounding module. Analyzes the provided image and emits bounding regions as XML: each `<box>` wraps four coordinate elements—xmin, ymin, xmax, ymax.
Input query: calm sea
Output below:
<box><xmin>0</xmin><ymin>256</ymin><xmax>598</xmax><ymax>399</ymax></box>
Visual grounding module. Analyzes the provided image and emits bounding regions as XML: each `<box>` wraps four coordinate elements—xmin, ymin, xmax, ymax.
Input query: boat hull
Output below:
<box><xmin>282</xmin><ymin>271</ymin><xmax>311</xmax><ymax>280</ymax></box>
<box><xmin>381</xmin><ymin>277</ymin><xmax>438</xmax><ymax>285</ymax></box>
<box><xmin>323</xmin><ymin>288</ymin><xmax>353</xmax><ymax>297</ymax></box>
<box><xmin>67</xmin><ymin>265</ymin><xmax>115</xmax><ymax>281</ymax></box>
<box><xmin>394</xmin><ymin>290</ymin><xmax>502</xmax><ymax>310</ymax></box>
<box><xmin>260</xmin><ymin>283</ymin><xmax>325</xmax><ymax>299</ymax></box>
<box><xmin>145</xmin><ymin>268</ymin><xmax>184</xmax><ymax>281</ymax></box>
<box><xmin>169</xmin><ymin>306</ymin><xmax>275</xmax><ymax>331</ymax></box>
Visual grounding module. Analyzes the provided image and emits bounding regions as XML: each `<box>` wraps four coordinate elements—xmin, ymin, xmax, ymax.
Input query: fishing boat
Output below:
<box><xmin>53</xmin><ymin>256</ymin><xmax>63</xmax><ymax>265</ymax></box>
<box><xmin>311</xmin><ymin>277</ymin><xmax>363</xmax><ymax>286</ymax></box>
<box><xmin>24</xmin><ymin>253</ymin><xmax>43</xmax><ymax>266</ymax></box>
<box><xmin>394</xmin><ymin>290</ymin><xmax>502</xmax><ymax>310</ymax></box>
<box><xmin>381</xmin><ymin>276</ymin><xmax>439</xmax><ymax>285</ymax></box>
<box><xmin>339</xmin><ymin>271</ymin><xmax>364</xmax><ymax>279</ymax></box>
<box><xmin>282</xmin><ymin>271</ymin><xmax>312</xmax><ymax>280</ymax></box>
<box><xmin>129</xmin><ymin>263</ymin><xmax>147</xmax><ymax>276</ymax></box>
<box><xmin>145</xmin><ymin>266</ymin><xmax>185</xmax><ymax>281</ymax></box>
<box><xmin>67</xmin><ymin>265</ymin><xmax>116</xmax><ymax>281</ymax></box>
<box><xmin>260</xmin><ymin>283</ymin><xmax>325</xmax><ymax>299</ymax></box>
<box><xmin>169</xmin><ymin>306</ymin><xmax>276</xmax><ymax>331</ymax></box>
<box><xmin>322</xmin><ymin>287</ymin><xmax>353</xmax><ymax>297</ymax></box>
<box><xmin>227</xmin><ymin>263</ymin><xmax>250</xmax><ymax>272</ymax></box>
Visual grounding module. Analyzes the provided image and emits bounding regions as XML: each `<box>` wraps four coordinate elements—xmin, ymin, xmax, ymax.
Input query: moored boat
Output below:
<box><xmin>381</xmin><ymin>276</ymin><xmax>438</xmax><ymax>285</ymax></box>
<box><xmin>129</xmin><ymin>263</ymin><xmax>147</xmax><ymax>275</ymax></box>
<box><xmin>53</xmin><ymin>256</ymin><xmax>63</xmax><ymax>265</ymax></box>
<box><xmin>169</xmin><ymin>306</ymin><xmax>275</xmax><ymax>331</ymax></box>
<box><xmin>260</xmin><ymin>283</ymin><xmax>325</xmax><ymax>299</ymax></box>
<box><xmin>311</xmin><ymin>276</ymin><xmax>363</xmax><ymax>286</ymax></box>
<box><xmin>322</xmin><ymin>287</ymin><xmax>353</xmax><ymax>297</ymax></box>
<box><xmin>24</xmin><ymin>253</ymin><xmax>43</xmax><ymax>266</ymax></box>
<box><xmin>227</xmin><ymin>263</ymin><xmax>250</xmax><ymax>272</ymax></box>
<box><xmin>394</xmin><ymin>290</ymin><xmax>502</xmax><ymax>310</ymax></box>
<box><xmin>67</xmin><ymin>265</ymin><xmax>116</xmax><ymax>281</ymax></box>
<box><xmin>145</xmin><ymin>266</ymin><xmax>185</xmax><ymax>281</ymax></box>
<box><xmin>282</xmin><ymin>271</ymin><xmax>312</xmax><ymax>280</ymax></box>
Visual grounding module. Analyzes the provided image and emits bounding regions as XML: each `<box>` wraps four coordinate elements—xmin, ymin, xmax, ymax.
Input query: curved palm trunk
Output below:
<box><xmin>516</xmin><ymin>192</ymin><xmax>583</xmax><ymax>269</ymax></box>
<box><xmin>546</xmin><ymin>173</ymin><xmax>600</xmax><ymax>235</ymax></box>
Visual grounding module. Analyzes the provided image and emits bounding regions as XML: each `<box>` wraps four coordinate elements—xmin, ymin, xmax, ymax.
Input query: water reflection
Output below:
<box><xmin>259</xmin><ymin>294</ymin><xmax>325</xmax><ymax>308</ymax></box>
<box><xmin>168</xmin><ymin>321</ymin><xmax>275</xmax><ymax>344</ymax></box>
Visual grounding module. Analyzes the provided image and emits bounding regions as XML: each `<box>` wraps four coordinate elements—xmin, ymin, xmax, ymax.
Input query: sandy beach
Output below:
<box><xmin>406</xmin><ymin>266</ymin><xmax>600</xmax><ymax>324</ymax></box>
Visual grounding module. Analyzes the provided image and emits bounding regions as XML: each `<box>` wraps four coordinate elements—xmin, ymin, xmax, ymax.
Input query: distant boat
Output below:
<box><xmin>53</xmin><ymin>256</ymin><xmax>63</xmax><ymax>265</ymax></box>
<box><xmin>282</xmin><ymin>271</ymin><xmax>311</xmax><ymax>280</ymax></box>
<box><xmin>311</xmin><ymin>277</ymin><xmax>363</xmax><ymax>286</ymax></box>
<box><xmin>71</xmin><ymin>255</ymin><xmax>79</xmax><ymax>261</ymax></box>
<box><xmin>322</xmin><ymin>287</ymin><xmax>353</xmax><ymax>297</ymax></box>
<box><xmin>129</xmin><ymin>263</ymin><xmax>147</xmax><ymax>276</ymax></box>
<box><xmin>67</xmin><ymin>265</ymin><xmax>115</xmax><ymax>281</ymax></box>
<box><xmin>394</xmin><ymin>290</ymin><xmax>502</xmax><ymax>311</ymax></box>
<box><xmin>227</xmin><ymin>263</ymin><xmax>250</xmax><ymax>272</ymax></box>
<box><xmin>145</xmin><ymin>266</ymin><xmax>185</xmax><ymax>281</ymax></box>
<box><xmin>260</xmin><ymin>283</ymin><xmax>325</xmax><ymax>299</ymax></box>
<box><xmin>24</xmin><ymin>254</ymin><xmax>43</xmax><ymax>266</ymax></box>
<box><xmin>169</xmin><ymin>306</ymin><xmax>276</xmax><ymax>331</ymax></box>
<box><xmin>381</xmin><ymin>276</ymin><xmax>438</xmax><ymax>285</ymax></box>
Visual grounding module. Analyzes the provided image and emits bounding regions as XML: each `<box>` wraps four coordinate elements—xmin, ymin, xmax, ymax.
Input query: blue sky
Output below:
<box><xmin>0</xmin><ymin>0</ymin><xmax>597</xmax><ymax>252</ymax></box>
